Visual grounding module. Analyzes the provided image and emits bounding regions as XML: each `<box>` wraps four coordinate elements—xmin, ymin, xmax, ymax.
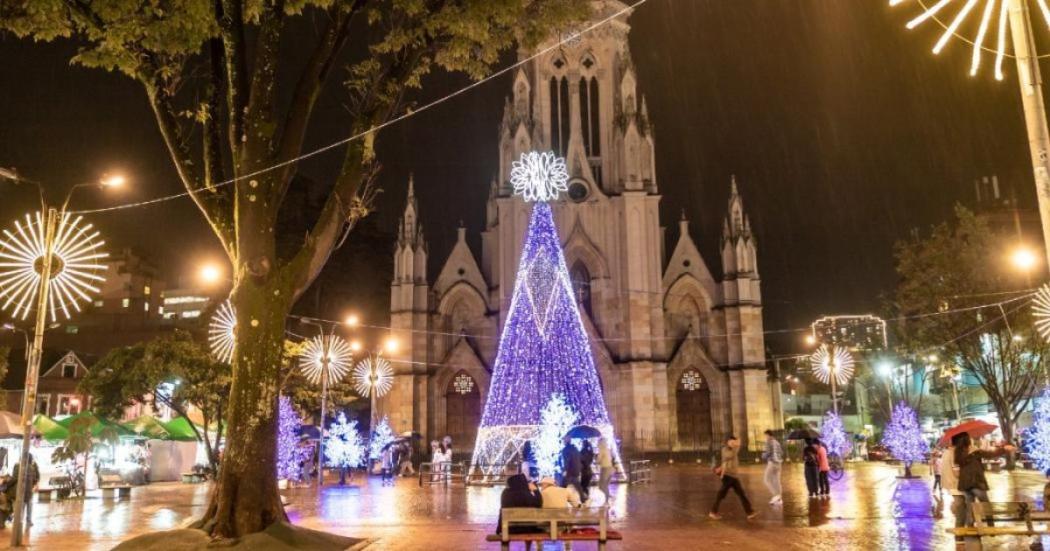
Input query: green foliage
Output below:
<box><xmin>892</xmin><ymin>206</ymin><xmax>1049</xmax><ymax>443</ymax></box>
<box><xmin>79</xmin><ymin>331</ymin><xmax>230</xmax><ymax>468</ymax></box>
<box><xmin>783</xmin><ymin>418</ymin><xmax>810</xmax><ymax>432</ymax></box>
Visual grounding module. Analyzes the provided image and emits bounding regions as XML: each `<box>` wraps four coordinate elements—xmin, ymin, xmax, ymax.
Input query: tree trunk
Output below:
<box><xmin>1001</xmin><ymin>417</ymin><xmax>1017</xmax><ymax>470</ymax></box>
<box><xmin>200</xmin><ymin>279</ymin><xmax>290</xmax><ymax>538</ymax></box>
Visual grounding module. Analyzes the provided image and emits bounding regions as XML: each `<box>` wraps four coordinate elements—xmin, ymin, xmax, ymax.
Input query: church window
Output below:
<box><xmin>567</xmin><ymin>180</ymin><xmax>589</xmax><ymax>203</ymax></box>
<box><xmin>570</xmin><ymin>261</ymin><xmax>592</xmax><ymax>318</ymax></box>
<box><xmin>452</xmin><ymin>372</ymin><xmax>475</xmax><ymax>395</ymax></box>
<box><xmin>549</xmin><ymin>77</ymin><xmax>570</xmax><ymax>156</ymax></box>
<box><xmin>578</xmin><ymin>77</ymin><xmax>601</xmax><ymax>159</ymax></box>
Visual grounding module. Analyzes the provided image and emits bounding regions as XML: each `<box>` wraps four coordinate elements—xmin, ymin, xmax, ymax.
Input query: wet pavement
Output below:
<box><xmin>3</xmin><ymin>461</ymin><xmax>1050</xmax><ymax>550</ymax></box>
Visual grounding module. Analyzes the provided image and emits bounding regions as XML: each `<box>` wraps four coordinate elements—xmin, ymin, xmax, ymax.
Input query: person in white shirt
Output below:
<box><xmin>539</xmin><ymin>477</ymin><xmax>581</xmax><ymax>508</ymax></box>
<box><xmin>939</xmin><ymin>435</ymin><xmax>964</xmax><ymax>541</ymax></box>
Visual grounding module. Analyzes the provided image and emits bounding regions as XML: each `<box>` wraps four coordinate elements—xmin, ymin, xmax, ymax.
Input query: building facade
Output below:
<box><xmin>386</xmin><ymin>0</ymin><xmax>777</xmax><ymax>453</ymax></box>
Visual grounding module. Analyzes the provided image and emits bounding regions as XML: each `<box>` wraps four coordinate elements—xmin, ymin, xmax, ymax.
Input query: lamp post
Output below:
<box><xmin>298</xmin><ymin>322</ymin><xmax>354</xmax><ymax>487</ymax></box>
<box><xmin>810</xmin><ymin>345</ymin><xmax>855</xmax><ymax>415</ymax></box>
<box><xmin>892</xmin><ymin>0</ymin><xmax>1050</xmax><ymax>262</ymax></box>
<box><xmin>351</xmin><ymin>338</ymin><xmax>397</xmax><ymax>433</ymax></box>
<box><xmin>0</xmin><ymin>169</ymin><xmax>119</xmax><ymax>546</ymax></box>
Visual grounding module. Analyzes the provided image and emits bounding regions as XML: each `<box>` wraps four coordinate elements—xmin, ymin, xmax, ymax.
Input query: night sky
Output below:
<box><xmin>0</xmin><ymin>1</ymin><xmax>1037</xmax><ymax>353</ymax></box>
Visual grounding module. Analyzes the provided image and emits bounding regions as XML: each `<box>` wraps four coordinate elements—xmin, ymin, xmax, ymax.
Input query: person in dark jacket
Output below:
<box><xmin>954</xmin><ymin>433</ymin><xmax>1015</xmax><ymax>527</ymax></box>
<box><xmin>495</xmin><ymin>474</ymin><xmax>543</xmax><ymax>536</ymax></box>
<box><xmin>560</xmin><ymin>437</ymin><xmax>583</xmax><ymax>498</ymax></box>
<box><xmin>802</xmin><ymin>438</ymin><xmax>820</xmax><ymax>498</ymax></box>
<box><xmin>580</xmin><ymin>440</ymin><xmax>595</xmax><ymax>503</ymax></box>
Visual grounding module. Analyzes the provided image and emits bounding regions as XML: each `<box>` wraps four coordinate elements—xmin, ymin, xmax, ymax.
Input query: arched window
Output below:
<box><xmin>578</xmin><ymin>77</ymin><xmax>600</xmax><ymax>158</ymax></box>
<box><xmin>445</xmin><ymin>371</ymin><xmax>481</xmax><ymax>455</ymax></box>
<box><xmin>676</xmin><ymin>369</ymin><xmax>713</xmax><ymax>452</ymax></box>
<box><xmin>570</xmin><ymin>261</ymin><xmax>592</xmax><ymax>318</ymax></box>
<box><xmin>549</xmin><ymin>76</ymin><xmax>570</xmax><ymax>156</ymax></box>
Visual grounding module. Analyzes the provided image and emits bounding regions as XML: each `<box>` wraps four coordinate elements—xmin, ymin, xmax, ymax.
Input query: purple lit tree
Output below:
<box><xmin>276</xmin><ymin>395</ymin><xmax>311</xmax><ymax>482</ymax></box>
<box><xmin>470</xmin><ymin>152</ymin><xmax>618</xmax><ymax>477</ymax></box>
<box><xmin>1025</xmin><ymin>388</ymin><xmax>1050</xmax><ymax>474</ymax></box>
<box><xmin>820</xmin><ymin>411</ymin><xmax>852</xmax><ymax>458</ymax></box>
<box><xmin>883</xmin><ymin>402</ymin><xmax>928</xmax><ymax>478</ymax></box>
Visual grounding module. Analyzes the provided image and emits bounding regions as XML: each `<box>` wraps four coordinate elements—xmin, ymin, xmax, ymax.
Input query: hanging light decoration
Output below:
<box><xmin>208</xmin><ymin>300</ymin><xmax>236</xmax><ymax>363</ymax></box>
<box><xmin>0</xmin><ymin>211</ymin><xmax>107</xmax><ymax>321</ymax></box>
<box><xmin>352</xmin><ymin>356</ymin><xmax>394</xmax><ymax>398</ymax></box>
<box><xmin>300</xmin><ymin>334</ymin><xmax>353</xmax><ymax>385</ymax></box>
<box><xmin>889</xmin><ymin>0</ymin><xmax>1050</xmax><ymax>80</ymax></box>
<box><xmin>810</xmin><ymin>344</ymin><xmax>856</xmax><ymax>386</ymax></box>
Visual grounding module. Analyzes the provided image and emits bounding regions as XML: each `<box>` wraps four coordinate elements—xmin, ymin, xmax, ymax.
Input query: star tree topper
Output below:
<box><xmin>510</xmin><ymin>151</ymin><xmax>570</xmax><ymax>202</ymax></box>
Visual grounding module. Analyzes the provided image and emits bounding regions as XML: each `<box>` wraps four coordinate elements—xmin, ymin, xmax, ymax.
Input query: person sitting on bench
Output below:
<box><xmin>539</xmin><ymin>477</ymin><xmax>581</xmax><ymax>509</ymax></box>
<box><xmin>495</xmin><ymin>473</ymin><xmax>543</xmax><ymax>535</ymax></box>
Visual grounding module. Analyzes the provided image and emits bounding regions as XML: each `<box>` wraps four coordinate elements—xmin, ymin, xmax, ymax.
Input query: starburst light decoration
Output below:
<box><xmin>810</xmin><ymin>344</ymin><xmax>856</xmax><ymax>386</ymax></box>
<box><xmin>1033</xmin><ymin>283</ymin><xmax>1050</xmax><ymax>341</ymax></box>
<box><xmin>208</xmin><ymin>300</ymin><xmax>236</xmax><ymax>363</ymax></box>
<box><xmin>0</xmin><ymin>211</ymin><xmax>107</xmax><ymax>321</ymax></box>
<box><xmin>509</xmin><ymin>151</ymin><xmax>570</xmax><ymax>202</ymax></box>
<box><xmin>351</xmin><ymin>356</ymin><xmax>394</xmax><ymax>398</ymax></box>
<box><xmin>889</xmin><ymin>0</ymin><xmax>1050</xmax><ymax>80</ymax></box>
<box><xmin>300</xmin><ymin>335</ymin><xmax>354</xmax><ymax>385</ymax></box>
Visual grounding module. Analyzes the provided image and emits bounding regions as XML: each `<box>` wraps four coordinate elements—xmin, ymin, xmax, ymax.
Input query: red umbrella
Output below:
<box><xmin>938</xmin><ymin>420</ymin><xmax>998</xmax><ymax>447</ymax></box>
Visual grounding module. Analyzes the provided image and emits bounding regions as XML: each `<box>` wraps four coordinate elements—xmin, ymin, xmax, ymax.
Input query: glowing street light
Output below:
<box><xmin>198</xmin><ymin>264</ymin><xmax>223</xmax><ymax>285</ymax></box>
<box><xmin>1011</xmin><ymin>245</ymin><xmax>1039</xmax><ymax>271</ymax></box>
<box><xmin>810</xmin><ymin>344</ymin><xmax>855</xmax><ymax>414</ymax></box>
<box><xmin>384</xmin><ymin>336</ymin><xmax>399</xmax><ymax>354</ymax></box>
<box><xmin>804</xmin><ymin>334</ymin><xmax>817</xmax><ymax>347</ymax></box>
<box><xmin>890</xmin><ymin>0</ymin><xmax>1050</xmax><ymax>262</ymax></box>
<box><xmin>100</xmin><ymin>173</ymin><xmax>126</xmax><ymax>188</ymax></box>
<box><xmin>344</xmin><ymin>313</ymin><xmax>360</xmax><ymax>327</ymax></box>
<box><xmin>299</xmin><ymin>332</ymin><xmax>353</xmax><ymax>487</ymax></box>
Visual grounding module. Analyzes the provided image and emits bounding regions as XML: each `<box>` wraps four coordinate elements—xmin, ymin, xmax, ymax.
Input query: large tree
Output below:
<box><xmin>892</xmin><ymin>206</ymin><xmax>1049</xmax><ymax>457</ymax></box>
<box><xmin>1</xmin><ymin>0</ymin><xmax>588</xmax><ymax>537</ymax></box>
<box><xmin>79</xmin><ymin>333</ymin><xmax>230</xmax><ymax>473</ymax></box>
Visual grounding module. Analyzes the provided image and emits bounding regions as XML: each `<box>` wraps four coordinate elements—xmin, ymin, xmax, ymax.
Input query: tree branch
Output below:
<box><xmin>242</xmin><ymin>0</ymin><xmax>286</xmax><ymax>170</ymax></box>
<box><xmin>219</xmin><ymin>0</ymin><xmax>249</xmax><ymax>154</ymax></box>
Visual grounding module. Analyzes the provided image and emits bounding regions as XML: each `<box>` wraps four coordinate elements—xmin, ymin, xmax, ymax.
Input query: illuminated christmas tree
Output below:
<box><xmin>820</xmin><ymin>411</ymin><xmax>852</xmax><ymax>458</ymax></box>
<box><xmin>471</xmin><ymin>152</ymin><xmax>619</xmax><ymax>477</ymax></box>
<box><xmin>326</xmin><ymin>412</ymin><xmax>365</xmax><ymax>469</ymax></box>
<box><xmin>369</xmin><ymin>416</ymin><xmax>396</xmax><ymax>461</ymax></box>
<box><xmin>534</xmin><ymin>394</ymin><xmax>579</xmax><ymax>478</ymax></box>
<box><xmin>276</xmin><ymin>395</ymin><xmax>311</xmax><ymax>481</ymax></box>
<box><xmin>1026</xmin><ymin>388</ymin><xmax>1050</xmax><ymax>474</ymax></box>
<box><xmin>883</xmin><ymin>402</ymin><xmax>928</xmax><ymax>477</ymax></box>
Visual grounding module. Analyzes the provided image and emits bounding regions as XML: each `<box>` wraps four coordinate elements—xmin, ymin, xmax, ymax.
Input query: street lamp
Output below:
<box><xmin>351</xmin><ymin>353</ymin><xmax>395</xmax><ymax>431</ymax></box>
<box><xmin>1011</xmin><ymin>245</ymin><xmax>1040</xmax><ymax>272</ymax></box>
<box><xmin>810</xmin><ymin>345</ymin><xmax>856</xmax><ymax>414</ymax></box>
<box><xmin>891</xmin><ymin>0</ymin><xmax>1050</xmax><ymax>262</ymax></box>
<box><xmin>198</xmin><ymin>263</ymin><xmax>223</xmax><ymax>285</ymax></box>
<box><xmin>299</xmin><ymin>329</ymin><xmax>353</xmax><ymax>486</ymax></box>
<box><xmin>0</xmin><ymin>169</ymin><xmax>118</xmax><ymax>546</ymax></box>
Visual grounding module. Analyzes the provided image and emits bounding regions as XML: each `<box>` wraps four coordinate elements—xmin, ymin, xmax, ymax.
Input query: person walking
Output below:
<box><xmin>9</xmin><ymin>458</ymin><xmax>38</xmax><ymax>529</ymax></box>
<box><xmin>580</xmin><ymin>440</ymin><xmax>595</xmax><ymax>503</ymax></box>
<box><xmin>930</xmin><ymin>450</ymin><xmax>943</xmax><ymax>493</ymax></box>
<box><xmin>802</xmin><ymin>438</ymin><xmax>820</xmax><ymax>498</ymax></box>
<box><xmin>815</xmin><ymin>438</ymin><xmax>831</xmax><ymax>498</ymax></box>
<box><xmin>398</xmin><ymin>442</ymin><xmax>416</xmax><ymax>477</ymax></box>
<box><xmin>761</xmin><ymin>430</ymin><xmax>784</xmax><ymax>505</ymax></box>
<box><xmin>955</xmin><ymin>432</ymin><xmax>1015</xmax><ymax>527</ymax></box>
<box><xmin>940</xmin><ymin>437</ymin><xmax>965</xmax><ymax>543</ymax></box>
<box><xmin>709</xmin><ymin>435</ymin><xmax>758</xmax><ymax>520</ymax></box>
<box><xmin>559</xmin><ymin>437</ymin><xmax>583</xmax><ymax>498</ymax></box>
<box><xmin>596</xmin><ymin>437</ymin><xmax>615</xmax><ymax>501</ymax></box>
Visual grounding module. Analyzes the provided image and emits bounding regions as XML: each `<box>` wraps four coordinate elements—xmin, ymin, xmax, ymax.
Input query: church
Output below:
<box><xmin>385</xmin><ymin>0</ymin><xmax>780</xmax><ymax>454</ymax></box>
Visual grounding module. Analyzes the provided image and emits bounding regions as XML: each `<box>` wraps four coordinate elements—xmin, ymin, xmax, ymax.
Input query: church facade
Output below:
<box><xmin>386</xmin><ymin>0</ymin><xmax>780</xmax><ymax>454</ymax></box>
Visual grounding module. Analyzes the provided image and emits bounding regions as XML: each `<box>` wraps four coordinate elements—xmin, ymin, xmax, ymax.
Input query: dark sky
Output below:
<box><xmin>0</xmin><ymin>1</ymin><xmax>1036</xmax><ymax>353</ymax></box>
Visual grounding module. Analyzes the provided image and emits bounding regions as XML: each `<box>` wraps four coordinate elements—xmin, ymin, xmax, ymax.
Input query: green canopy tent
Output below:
<box><xmin>161</xmin><ymin>417</ymin><xmax>200</xmax><ymax>442</ymax></box>
<box><xmin>31</xmin><ymin>414</ymin><xmax>69</xmax><ymax>442</ymax></box>
<box><xmin>56</xmin><ymin>412</ymin><xmax>136</xmax><ymax>439</ymax></box>
<box><xmin>123</xmin><ymin>415</ymin><xmax>172</xmax><ymax>440</ymax></box>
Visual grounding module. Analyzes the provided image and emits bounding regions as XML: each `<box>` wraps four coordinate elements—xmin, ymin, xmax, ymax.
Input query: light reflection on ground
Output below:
<box><xmin>5</xmin><ymin>462</ymin><xmax>1050</xmax><ymax>550</ymax></box>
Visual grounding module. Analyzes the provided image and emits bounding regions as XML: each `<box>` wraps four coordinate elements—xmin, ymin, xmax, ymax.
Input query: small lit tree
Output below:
<box><xmin>1025</xmin><ymin>388</ymin><xmax>1050</xmax><ymax>474</ymax></box>
<box><xmin>276</xmin><ymin>396</ymin><xmax>311</xmax><ymax>482</ymax></box>
<box><xmin>821</xmin><ymin>411</ymin><xmax>852</xmax><ymax>458</ymax></box>
<box><xmin>883</xmin><ymin>402</ymin><xmax>928</xmax><ymax>477</ymax></box>
<box><xmin>326</xmin><ymin>412</ymin><xmax>364</xmax><ymax>470</ymax></box>
<box><xmin>368</xmin><ymin>416</ymin><xmax>396</xmax><ymax>461</ymax></box>
<box><xmin>535</xmin><ymin>394</ymin><xmax>578</xmax><ymax>478</ymax></box>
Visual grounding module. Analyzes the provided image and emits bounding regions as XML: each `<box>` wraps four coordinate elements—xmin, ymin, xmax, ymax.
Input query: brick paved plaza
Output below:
<box><xmin>2</xmin><ymin>462</ymin><xmax>1049</xmax><ymax>550</ymax></box>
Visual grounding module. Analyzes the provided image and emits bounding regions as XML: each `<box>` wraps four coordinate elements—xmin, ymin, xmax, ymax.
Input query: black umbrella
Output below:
<box><xmin>785</xmin><ymin>428</ymin><xmax>820</xmax><ymax>440</ymax></box>
<box><xmin>565</xmin><ymin>425</ymin><xmax>602</xmax><ymax>439</ymax></box>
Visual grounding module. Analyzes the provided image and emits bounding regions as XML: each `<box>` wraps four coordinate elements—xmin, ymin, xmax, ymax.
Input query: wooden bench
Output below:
<box><xmin>947</xmin><ymin>501</ymin><xmax>1050</xmax><ymax>549</ymax></box>
<box><xmin>181</xmin><ymin>472</ymin><xmax>206</xmax><ymax>484</ymax></box>
<box><xmin>485</xmin><ymin>507</ymin><xmax>623</xmax><ymax>550</ymax></box>
<box><xmin>34</xmin><ymin>488</ymin><xmax>56</xmax><ymax>503</ymax></box>
<box><xmin>99</xmin><ymin>473</ymin><xmax>132</xmax><ymax>500</ymax></box>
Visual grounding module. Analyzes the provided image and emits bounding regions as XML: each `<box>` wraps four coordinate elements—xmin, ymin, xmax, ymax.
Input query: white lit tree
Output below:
<box><xmin>325</xmin><ymin>412</ymin><xmax>365</xmax><ymax>470</ymax></box>
<box><xmin>883</xmin><ymin>402</ymin><xmax>928</xmax><ymax>478</ymax></box>
<box><xmin>534</xmin><ymin>394</ymin><xmax>578</xmax><ymax>478</ymax></box>
<box><xmin>1024</xmin><ymin>388</ymin><xmax>1050</xmax><ymax>474</ymax></box>
<box><xmin>369</xmin><ymin>416</ymin><xmax>396</xmax><ymax>461</ymax></box>
<box><xmin>820</xmin><ymin>411</ymin><xmax>852</xmax><ymax>458</ymax></box>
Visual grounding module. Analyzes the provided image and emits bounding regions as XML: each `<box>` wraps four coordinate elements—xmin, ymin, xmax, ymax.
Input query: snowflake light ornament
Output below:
<box><xmin>351</xmin><ymin>355</ymin><xmax>394</xmax><ymax>398</ymax></box>
<box><xmin>208</xmin><ymin>300</ymin><xmax>236</xmax><ymax>363</ymax></box>
<box><xmin>300</xmin><ymin>335</ymin><xmax>354</xmax><ymax>385</ymax></box>
<box><xmin>810</xmin><ymin>344</ymin><xmax>855</xmax><ymax>386</ymax></box>
<box><xmin>510</xmin><ymin>151</ymin><xmax>570</xmax><ymax>202</ymax></box>
<box><xmin>0</xmin><ymin>211</ymin><xmax>107</xmax><ymax>321</ymax></box>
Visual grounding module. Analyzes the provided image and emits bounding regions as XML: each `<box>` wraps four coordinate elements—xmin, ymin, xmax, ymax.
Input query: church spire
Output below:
<box><xmin>721</xmin><ymin>175</ymin><xmax>757</xmax><ymax>277</ymax></box>
<box><xmin>398</xmin><ymin>174</ymin><xmax>424</xmax><ymax>247</ymax></box>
